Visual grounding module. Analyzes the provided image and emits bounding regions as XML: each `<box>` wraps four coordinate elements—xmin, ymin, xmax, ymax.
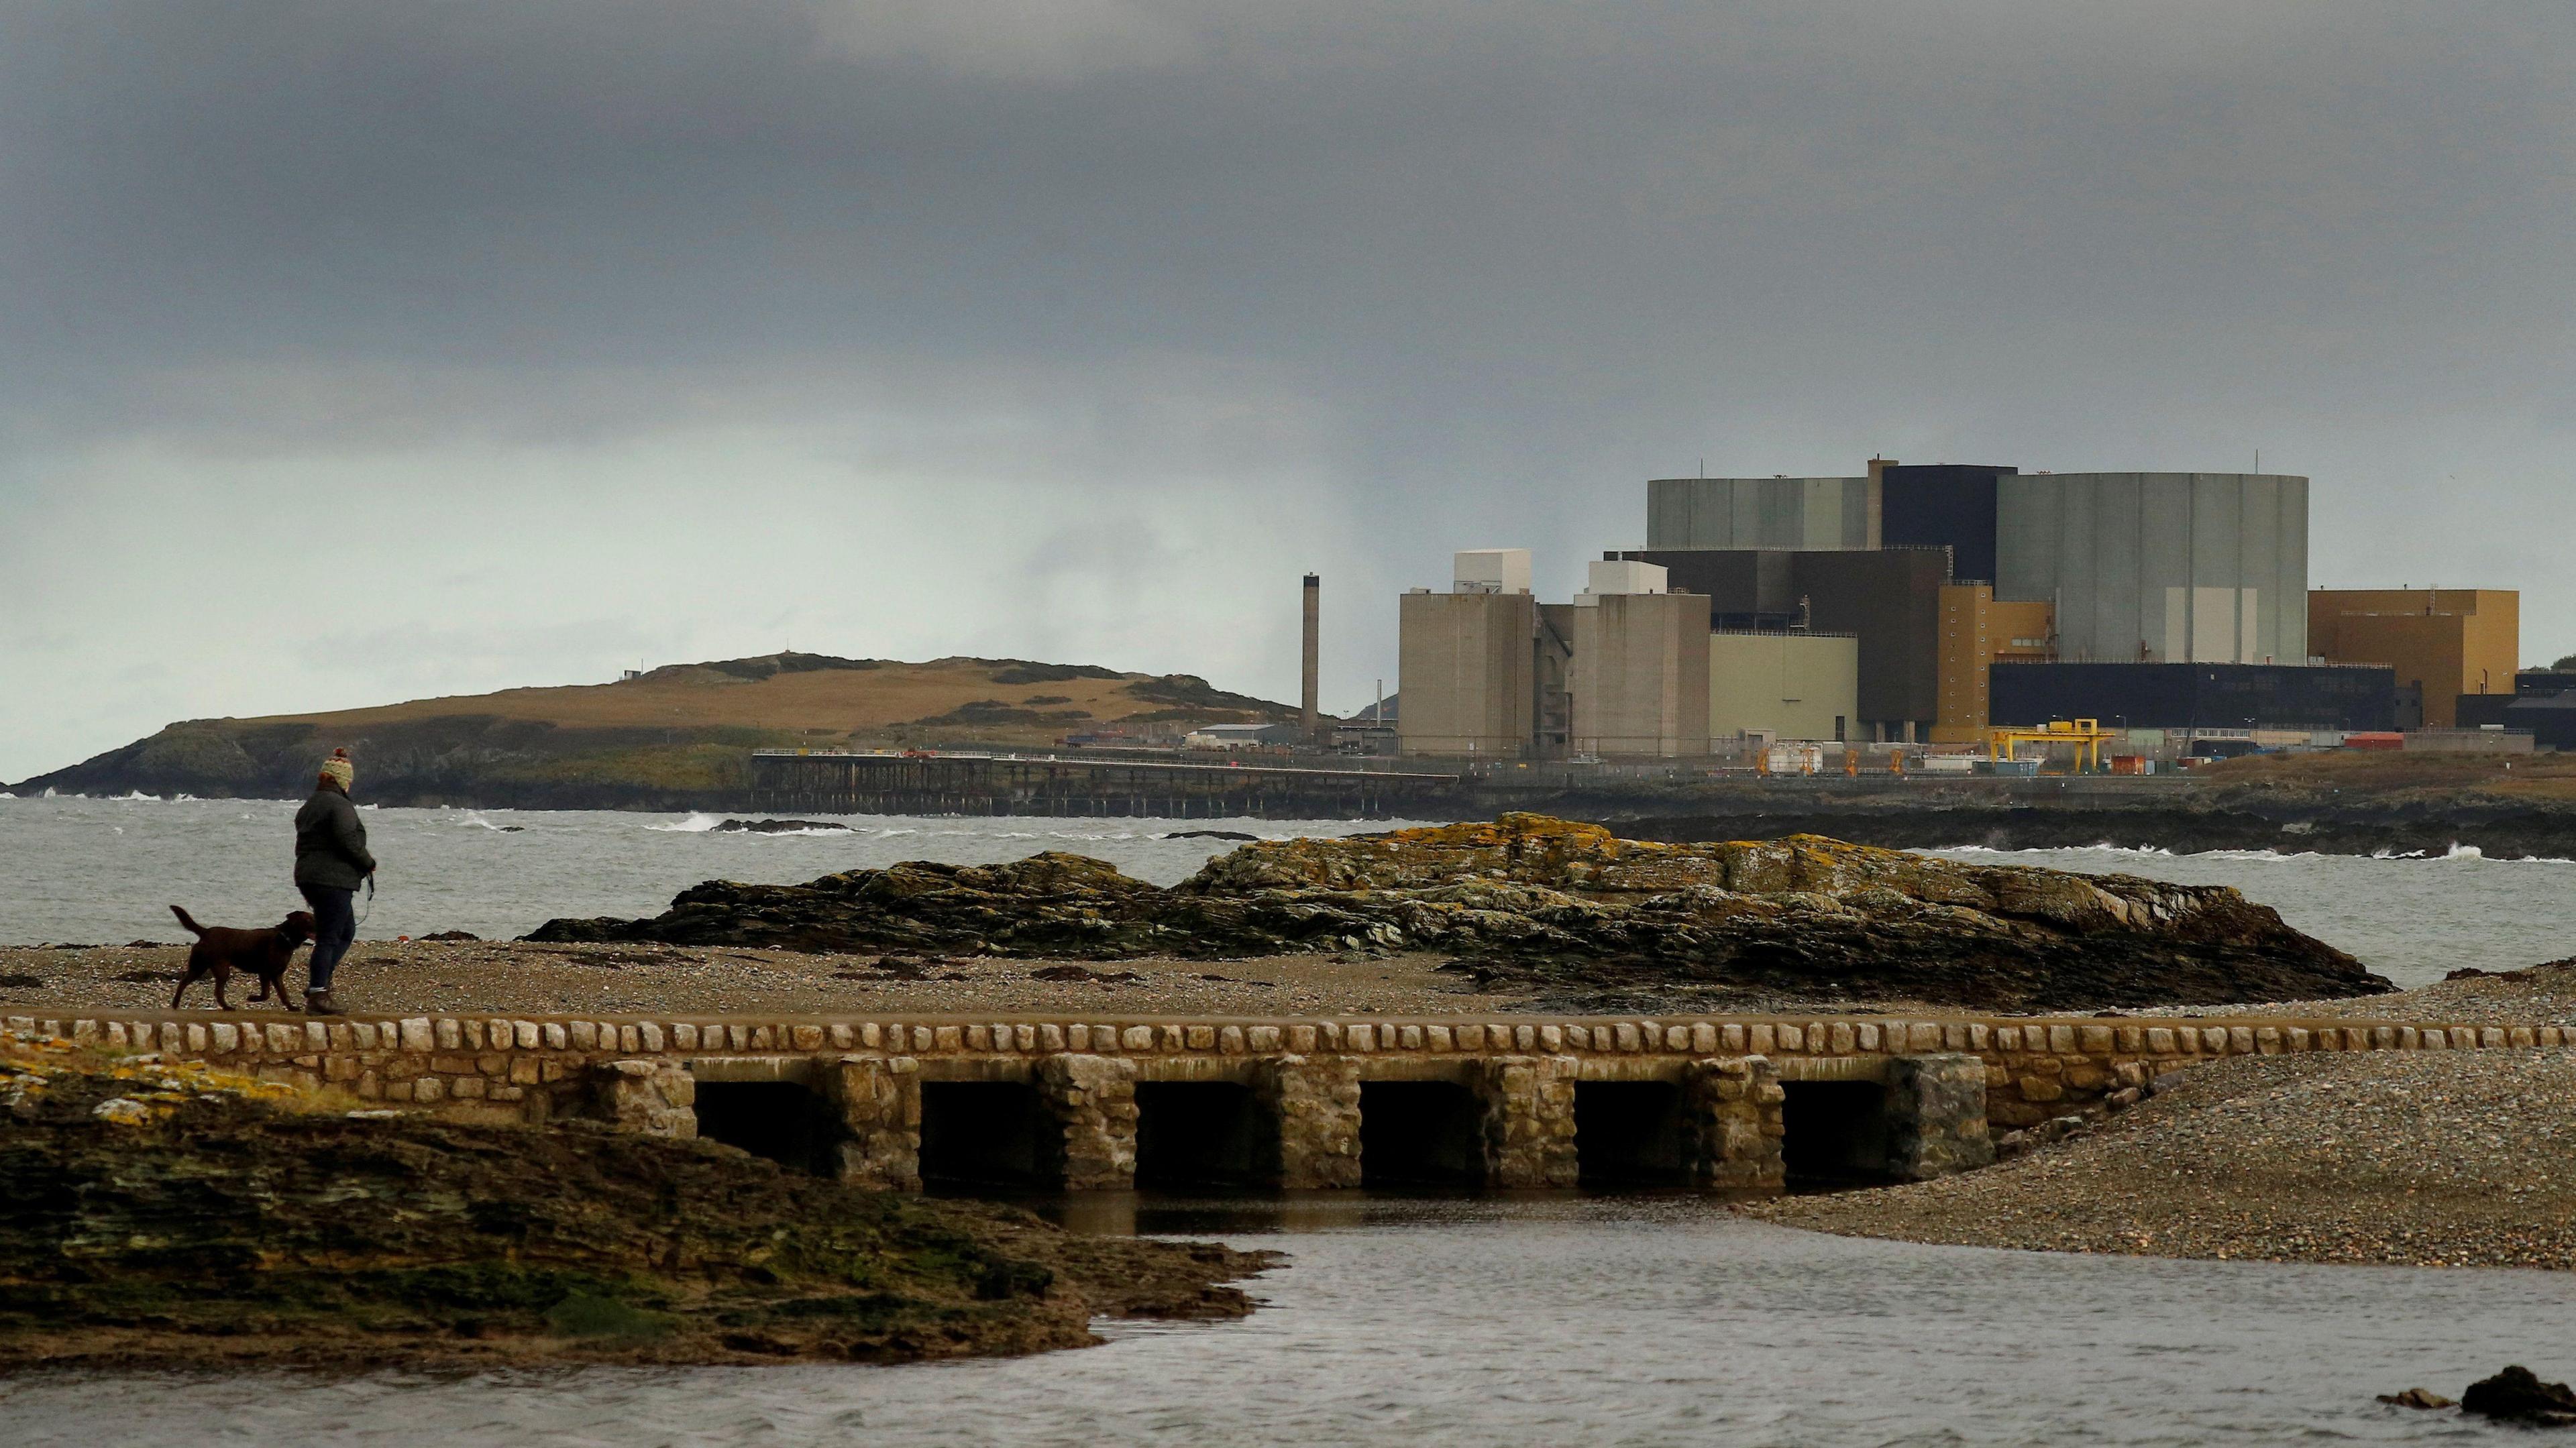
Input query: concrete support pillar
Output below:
<box><xmin>829</xmin><ymin>1054</ymin><xmax>921</xmax><ymax>1190</ymax></box>
<box><xmin>1476</xmin><ymin>1054</ymin><xmax>1580</xmax><ymax>1188</ymax></box>
<box><xmin>1886</xmin><ymin>1054</ymin><xmax>1994</xmax><ymax>1181</ymax></box>
<box><xmin>1684</xmin><ymin>1056</ymin><xmax>1785</xmax><ymax>1193</ymax></box>
<box><xmin>594</xmin><ymin>1060</ymin><xmax>697</xmax><ymax>1138</ymax></box>
<box><xmin>1256</xmin><ymin>1054</ymin><xmax>1362</xmax><ymax>1188</ymax></box>
<box><xmin>1035</xmin><ymin>1053</ymin><xmax>1138</xmax><ymax>1190</ymax></box>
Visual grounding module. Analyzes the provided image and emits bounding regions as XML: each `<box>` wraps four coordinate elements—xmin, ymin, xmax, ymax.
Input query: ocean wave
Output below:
<box><xmin>113</xmin><ymin>790</ymin><xmax>158</xmax><ymax>801</ymax></box>
<box><xmin>646</xmin><ymin>813</ymin><xmax>724</xmax><ymax>833</ymax></box>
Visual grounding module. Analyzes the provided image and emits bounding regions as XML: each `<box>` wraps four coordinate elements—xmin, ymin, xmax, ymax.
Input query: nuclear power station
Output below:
<box><xmin>1382</xmin><ymin>458</ymin><xmax>2518</xmax><ymax>761</ymax></box>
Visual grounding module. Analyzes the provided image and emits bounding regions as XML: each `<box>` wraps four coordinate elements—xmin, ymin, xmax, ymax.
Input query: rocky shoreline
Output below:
<box><xmin>527</xmin><ymin>816</ymin><xmax>2387</xmax><ymax>1012</ymax></box>
<box><xmin>0</xmin><ymin>1034</ymin><xmax>1272</xmax><ymax>1371</ymax></box>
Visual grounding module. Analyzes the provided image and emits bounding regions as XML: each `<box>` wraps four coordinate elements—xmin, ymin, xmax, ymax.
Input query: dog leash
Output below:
<box><xmin>354</xmin><ymin>874</ymin><xmax>376</xmax><ymax>930</ymax></box>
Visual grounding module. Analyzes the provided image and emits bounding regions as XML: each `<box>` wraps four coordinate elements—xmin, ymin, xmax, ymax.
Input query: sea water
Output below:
<box><xmin>4</xmin><ymin>793</ymin><xmax>2569</xmax><ymax>989</ymax></box>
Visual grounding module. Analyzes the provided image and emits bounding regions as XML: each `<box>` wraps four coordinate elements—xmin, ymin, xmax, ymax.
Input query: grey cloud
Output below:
<box><xmin>3</xmin><ymin>1</ymin><xmax>2573</xmax><ymax>778</ymax></box>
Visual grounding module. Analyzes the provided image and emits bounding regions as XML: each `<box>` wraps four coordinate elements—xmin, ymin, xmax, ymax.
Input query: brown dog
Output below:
<box><xmin>169</xmin><ymin>905</ymin><xmax>316</xmax><ymax>1011</ymax></box>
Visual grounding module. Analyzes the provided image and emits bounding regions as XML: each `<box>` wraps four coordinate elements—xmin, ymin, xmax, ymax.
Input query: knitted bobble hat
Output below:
<box><xmin>319</xmin><ymin>748</ymin><xmax>354</xmax><ymax>789</ymax></box>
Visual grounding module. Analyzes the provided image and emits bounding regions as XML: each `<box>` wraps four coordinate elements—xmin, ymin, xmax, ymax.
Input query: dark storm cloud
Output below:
<box><xmin>3</xmin><ymin>1</ymin><xmax>2573</xmax><ymax>779</ymax></box>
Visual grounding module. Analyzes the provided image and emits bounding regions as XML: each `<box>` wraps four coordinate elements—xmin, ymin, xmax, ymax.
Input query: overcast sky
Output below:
<box><xmin>5</xmin><ymin>1</ymin><xmax>2573</xmax><ymax>780</ymax></box>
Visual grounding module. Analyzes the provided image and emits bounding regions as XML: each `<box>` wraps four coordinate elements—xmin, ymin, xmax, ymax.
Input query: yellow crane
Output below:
<box><xmin>1986</xmin><ymin>718</ymin><xmax>2118</xmax><ymax>773</ymax></box>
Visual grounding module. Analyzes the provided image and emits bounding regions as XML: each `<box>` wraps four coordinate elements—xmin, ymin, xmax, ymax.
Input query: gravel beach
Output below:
<box><xmin>0</xmin><ymin>940</ymin><xmax>1518</xmax><ymax>1018</ymax></box>
<box><xmin>1750</xmin><ymin>1049</ymin><xmax>2576</xmax><ymax>1271</ymax></box>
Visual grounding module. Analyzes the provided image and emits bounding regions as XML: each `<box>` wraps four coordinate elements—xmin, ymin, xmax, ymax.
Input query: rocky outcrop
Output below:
<box><xmin>0</xmin><ymin>1034</ymin><xmax>1271</xmax><ymax>1370</ymax></box>
<box><xmin>529</xmin><ymin>814</ymin><xmax>2388</xmax><ymax>1011</ymax></box>
<box><xmin>2461</xmin><ymin>1367</ymin><xmax>2576</xmax><ymax>1427</ymax></box>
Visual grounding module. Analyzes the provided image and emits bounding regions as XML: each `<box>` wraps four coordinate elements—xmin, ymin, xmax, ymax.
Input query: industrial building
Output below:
<box><xmin>1994</xmin><ymin>473</ymin><xmax>2310</xmax><ymax>666</ymax></box>
<box><xmin>1396</xmin><ymin>550</ymin><xmax>1572</xmax><ymax>758</ymax></box>
<box><xmin>1615</xmin><ymin>547</ymin><xmax>1945</xmax><ymax>740</ymax></box>
<box><xmin>1708</xmin><ymin>630</ymin><xmax>1858</xmax><ymax>742</ymax></box>
<box><xmin>1569</xmin><ymin>560</ymin><xmax>1711</xmax><ymax>757</ymax></box>
<box><xmin>1932</xmin><ymin>585</ymin><xmax>2056</xmax><ymax>742</ymax></box>
<box><xmin>1990</xmin><ymin>662</ymin><xmax>2396</xmax><ymax>734</ymax></box>
<box><xmin>1646</xmin><ymin>477</ymin><xmax>1880</xmax><ymax>551</ymax></box>
<box><xmin>2309</xmin><ymin>588</ymin><xmax>2519</xmax><ymax>729</ymax></box>
<box><xmin>1875</xmin><ymin>461</ymin><xmax>2016</xmax><ymax>586</ymax></box>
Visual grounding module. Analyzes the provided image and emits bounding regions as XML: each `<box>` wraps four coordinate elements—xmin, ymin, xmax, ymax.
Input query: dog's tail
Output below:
<box><xmin>169</xmin><ymin>905</ymin><xmax>208</xmax><ymax>937</ymax></box>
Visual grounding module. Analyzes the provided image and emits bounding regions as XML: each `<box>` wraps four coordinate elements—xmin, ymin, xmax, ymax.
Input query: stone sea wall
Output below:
<box><xmin>13</xmin><ymin>1007</ymin><xmax>2567</xmax><ymax>1193</ymax></box>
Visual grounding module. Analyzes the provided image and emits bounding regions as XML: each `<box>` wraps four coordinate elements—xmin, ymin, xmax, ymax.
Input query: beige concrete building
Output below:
<box><xmin>1571</xmin><ymin>561</ymin><xmax>1711</xmax><ymax>757</ymax></box>
<box><xmin>1708</xmin><ymin>630</ymin><xmax>1860</xmax><ymax>742</ymax></box>
<box><xmin>1399</xmin><ymin>549</ymin><xmax>1572</xmax><ymax>757</ymax></box>
<box><xmin>2309</xmin><ymin>588</ymin><xmax>2519</xmax><ymax>730</ymax></box>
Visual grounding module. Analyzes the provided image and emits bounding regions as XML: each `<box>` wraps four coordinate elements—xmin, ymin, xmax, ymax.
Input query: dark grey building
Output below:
<box><xmin>1876</xmin><ymin>462</ymin><xmax>2016</xmax><ymax>586</ymax></box>
<box><xmin>1617</xmin><ymin>547</ymin><xmax>1947</xmax><ymax>740</ymax></box>
<box><xmin>1988</xmin><ymin>662</ymin><xmax>2395</xmax><ymax>733</ymax></box>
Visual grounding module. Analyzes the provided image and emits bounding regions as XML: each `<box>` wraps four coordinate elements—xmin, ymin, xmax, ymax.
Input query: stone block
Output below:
<box><xmin>930</xmin><ymin>1026</ymin><xmax>959</xmax><ymax>1052</ymax></box>
<box><xmin>434</xmin><ymin>1019</ymin><xmax>461</xmax><ymax>1050</ymax></box>
<box><xmin>1397</xmin><ymin>1025</ymin><xmax>1423</xmax><ymax>1051</ymax></box>
<box><xmin>1036</xmin><ymin>1054</ymin><xmax>1140</xmax><ymax>1190</ymax></box>
<box><xmin>1749</xmin><ymin>1024</ymin><xmax>1774</xmax><ymax>1052</ymax></box>
<box><xmin>1289</xmin><ymin>1025</ymin><xmax>1317</xmax><ymax>1052</ymax></box>
<box><xmin>1122</xmin><ymin>1025</ymin><xmax>1155</xmax><ymax>1052</ymax></box>
<box><xmin>415</xmin><ymin>1076</ymin><xmax>447</xmax><ymax>1104</ymax></box>
<box><xmin>1529</xmin><ymin>1025</ymin><xmax>1552</xmax><ymax>1052</ymax></box>
<box><xmin>1996</xmin><ymin>1026</ymin><xmax>2021</xmax><ymax>1051</ymax></box>
<box><xmin>211</xmin><ymin>1023</ymin><xmax>239</xmax><ymax>1054</ymax></box>
<box><xmin>832</xmin><ymin>1056</ymin><xmax>924</xmax><ymax>1190</ymax></box>
<box><xmin>510</xmin><ymin>1056</ymin><xmax>542</xmax><ymax>1086</ymax></box>
<box><xmin>1475</xmin><ymin>1054</ymin><xmax>1579</xmax><ymax>1188</ymax></box>
<box><xmin>1886</xmin><ymin>1054</ymin><xmax>1993</xmax><ymax>1181</ymax></box>
<box><xmin>616</xmin><ymin>1025</ymin><xmax>641</xmax><ymax>1052</ymax></box>
<box><xmin>1189</xmin><ymin>1025</ymin><xmax>1218</xmax><ymax>1051</ymax></box>
<box><xmin>1246</xmin><ymin>1025</ymin><xmax>1279</xmax><ymax>1052</ymax></box>
<box><xmin>2078</xmin><ymin>1025</ymin><xmax>2114</xmax><ymax>1054</ymax></box>
<box><xmin>451</xmin><ymin>1076</ymin><xmax>487</xmax><ymax>1101</ymax></box>
<box><xmin>2481</xmin><ymin>1027</ymin><xmax>2506</xmax><ymax>1049</ymax></box>
<box><xmin>966</xmin><ymin>1025</ymin><xmax>991</xmax><ymax>1050</ymax></box>
<box><xmin>1015</xmin><ymin>1025</ymin><xmax>1036</xmax><ymax>1051</ymax></box>
<box><xmin>592</xmin><ymin>1058</ymin><xmax>696</xmax><ymax>1138</ymax></box>
<box><xmin>2146</xmin><ymin>1027</ymin><xmax>2175</xmax><ymax>1054</ymax></box>
<box><xmin>1854</xmin><ymin>1023</ymin><xmax>1878</xmax><ymax>1052</ymax></box>
<box><xmin>2286</xmin><ymin>1028</ymin><xmax>2310</xmax><ymax>1051</ymax></box>
<box><xmin>1967</xmin><ymin>1023</ymin><xmax>1990</xmax><ymax>1050</ymax></box>
<box><xmin>1258</xmin><ymin>1054</ymin><xmax>1362</xmax><ymax>1190</ymax></box>
<box><xmin>1564</xmin><ymin>1025</ymin><xmax>1589</xmax><ymax>1050</ymax></box>
<box><xmin>1827</xmin><ymin>1023</ymin><xmax>1854</xmax><ymax>1054</ymax></box>
<box><xmin>1722</xmin><ymin>1024</ymin><xmax>1746</xmax><ymax>1050</ymax></box>
<box><xmin>2017</xmin><ymin>1076</ymin><xmax>2063</xmax><ymax>1103</ymax></box>
<box><xmin>1424</xmin><ymin>1026</ymin><xmax>1450</xmax><ymax>1052</ymax></box>
<box><xmin>2229</xmin><ymin>1027</ymin><xmax>2255</xmax><ymax>1054</ymax></box>
<box><xmin>1160</xmin><ymin>1025</ymin><xmax>1186</xmax><ymax>1052</ymax></box>
<box><xmin>2114</xmin><ymin>1027</ymin><xmax>2142</xmax><ymax>1053</ymax></box>
<box><xmin>2047</xmin><ymin>1025</ymin><xmax>2078</xmax><ymax>1054</ymax></box>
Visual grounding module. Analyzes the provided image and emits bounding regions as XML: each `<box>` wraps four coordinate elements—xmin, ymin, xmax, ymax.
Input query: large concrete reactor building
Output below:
<box><xmin>1995</xmin><ymin>473</ymin><xmax>2310</xmax><ymax>667</ymax></box>
<box><xmin>1646</xmin><ymin>477</ymin><xmax>1881</xmax><ymax>551</ymax></box>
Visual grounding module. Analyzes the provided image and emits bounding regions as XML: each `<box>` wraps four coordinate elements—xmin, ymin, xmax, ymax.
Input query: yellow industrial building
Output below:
<box><xmin>1707</xmin><ymin>630</ymin><xmax>1858</xmax><ymax>742</ymax></box>
<box><xmin>2308</xmin><ymin>588</ymin><xmax>2518</xmax><ymax>730</ymax></box>
<box><xmin>1932</xmin><ymin>584</ymin><xmax>2056</xmax><ymax>742</ymax></box>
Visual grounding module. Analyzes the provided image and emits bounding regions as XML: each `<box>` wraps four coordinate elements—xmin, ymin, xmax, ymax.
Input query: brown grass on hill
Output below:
<box><xmin>233</xmin><ymin>655</ymin><xmax>1290</xmax><ymax>737</ymax></box>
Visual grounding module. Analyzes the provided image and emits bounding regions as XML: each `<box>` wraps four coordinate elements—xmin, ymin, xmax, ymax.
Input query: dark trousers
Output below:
<box><xmin>299</xmin><ymin>883</ymin><xmax>357</xmax><ymax>991</ymax></box>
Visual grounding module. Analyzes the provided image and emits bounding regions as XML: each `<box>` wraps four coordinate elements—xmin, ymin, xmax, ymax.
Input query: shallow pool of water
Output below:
<box><xmin>5</xmin><ymin>1196</ymin><xmax>2565</xmax><ymax>1446</ymax></box>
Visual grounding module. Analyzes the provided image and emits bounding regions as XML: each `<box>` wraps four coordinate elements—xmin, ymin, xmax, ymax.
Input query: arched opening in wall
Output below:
<box><xmin>1780</xmin><ymin>1080</ymin><xmax>1892</xmax><ymax>1188</ymax></box>
<box><xmin>1360</xmin><ymin>1081</ymin><xmax>1483</xmax><ymax>1188</ymax></box>
<box><xmin>692</xmin><ymin>1081</ymin><xmax>846</xmax><ymax>1176</ymax></box>
<box><xmin>920</xmin><ymin>1081</ymin><xmax>1051</xmax><ymax>1190</ymax></box>
<box><xmin>1575</xmin><ymin>1080</ymin><xmax>1688</xmax><ymax>1187</ymax></box>
<box><xmin>1134</xmin><ymin>1082</ymin><xmax>1263</xmax><ymax>1189</ymax></box>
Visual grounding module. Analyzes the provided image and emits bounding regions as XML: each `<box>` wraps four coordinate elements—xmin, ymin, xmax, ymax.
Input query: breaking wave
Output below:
<box><xmin>647</xmin><ymin>813</ymin><xmax>724</xmax><ymax>832</ymax></box>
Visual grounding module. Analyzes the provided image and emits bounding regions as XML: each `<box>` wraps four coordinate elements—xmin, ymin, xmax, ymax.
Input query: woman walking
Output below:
<box><xmin>293</xmin><ymin>748</ymin><xmax>374</xmax><ymax>1015</ymax></box>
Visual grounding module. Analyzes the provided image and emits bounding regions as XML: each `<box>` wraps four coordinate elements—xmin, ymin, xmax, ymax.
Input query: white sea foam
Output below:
<box><xmin>647</xmin><ymin>813</ymin><xmax>724</xmax><ymax>832</ymax></box>
<box><xmin>113</xmin><ymin>790</ymin><xmax>157</xmax><ymax>801</ymax></box>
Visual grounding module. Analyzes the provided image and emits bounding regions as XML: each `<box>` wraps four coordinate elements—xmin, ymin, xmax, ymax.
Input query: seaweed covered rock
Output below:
<box><xmin>529</xmin><ymin>814</ymin><xmax>2387</xmax><ymax>1011</ymax></box>
<box><xmin>0</xmin><ymin>1034</ymin><xmax>1269</xmax><ymax>1370</ymax></box>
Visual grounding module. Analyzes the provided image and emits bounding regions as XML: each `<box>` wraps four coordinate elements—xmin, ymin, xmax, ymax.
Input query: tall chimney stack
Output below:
<box><xmin>1301</xmin><ymin>573</ymin><xmax>1321</xmax><ymax>740</ymax></box>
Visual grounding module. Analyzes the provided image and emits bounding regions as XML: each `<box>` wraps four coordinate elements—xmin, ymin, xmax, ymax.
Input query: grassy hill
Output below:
<box><xmin>11</xmin><ymin>654</ymin><xmax>1297</xmax><ymax>810</ymax></box>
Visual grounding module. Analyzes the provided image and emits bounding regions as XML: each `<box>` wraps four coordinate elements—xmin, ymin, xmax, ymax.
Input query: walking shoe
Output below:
<box><xmin>303</xmin><ymin>989</ymin><xmax>346</xmax><ymax>1017</ymax></box>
